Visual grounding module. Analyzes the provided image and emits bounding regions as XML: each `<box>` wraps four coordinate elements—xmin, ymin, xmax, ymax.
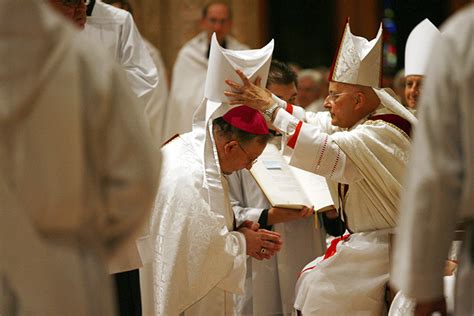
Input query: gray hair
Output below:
<box><xmin>298</xmin><ymin>69</ymin><xmax>325</xmax><ymax>87</ymax></box>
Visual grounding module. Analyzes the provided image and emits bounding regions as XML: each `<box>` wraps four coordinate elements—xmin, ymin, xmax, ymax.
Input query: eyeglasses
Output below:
<box><xmin>237</xmin><ymin>142</ymin><xmax>258</xmax><ymax>167</ymax></box>
<box><xmin>325</xmin><ymin>91</ymin><xmax>353</xmax><ymax>103</ymax></box>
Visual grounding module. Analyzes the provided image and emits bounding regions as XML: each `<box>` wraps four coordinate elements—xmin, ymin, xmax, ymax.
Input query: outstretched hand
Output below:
<box><xmin>224</xmin><ymin>69</ymin><xmax>274</xmax><ymax>111</ymax></box>
<box><xmin>267</xmin><ymin>206</ymin><xmax>315</xmax><ymax>225</ymax></box>
<box><xmin>238</xmin><ymin>220</ymin><xmax>260</xmax><ymax>231</ymax></box>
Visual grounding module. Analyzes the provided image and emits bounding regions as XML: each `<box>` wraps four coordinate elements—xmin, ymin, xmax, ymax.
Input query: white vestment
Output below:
<box><xmin>83</xmin><ymin>0</ymin><xmax>158</xmax><ymax>105</ymax></box>
<box><xmin>163</xmin><ymin>32</ymin><xmax>248</xmax><ymax>140</ymax></box>
<box><xmin>227</xmin><ymin>162</ymin><xmax>326</xmax><ymax>315</ymax></box>
<box><xmin>148</xmin><ymin>132</ymin><xmax>247</xmax><ymax>316</ymax></box>
<box><xmin>83</xmin><ymin>0</ymin><xmax>160</xmax><ymax>273</ymax></box>
<box><xmin>272</xmin><ymin>96</ymin><xmax>415</xmax><ymax>314</ymax></box>
<box><xmin>143</xmin><ymin>39</ymin><xmax>169</xmax><ymax>146</ymax></box>
<box><xmin>392</xmin><ymin>5</ymin><xmax>473</xmax><ymax>315</ymax></box>
<box><xmin>0</xmin><ymin>1</ymin><xmax>159</xmax><ymax>314</ymax></box>
<box><xmin>145</xmin><ymin>32</ymin><xmax>273</xmax><ymax>316</ymax></box>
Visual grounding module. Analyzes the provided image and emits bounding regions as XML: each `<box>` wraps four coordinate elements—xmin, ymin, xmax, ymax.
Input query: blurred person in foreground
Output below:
<box><xmin>392</xmin><ymin>5</ymin><xmax>474</xmax><ymax>316</ymax></box>
<box><xmin>48</xmin><ymin>1</ymin><xmax>162</xmax><ymax>314</ymax></box>
<box><xmin>0</xmin><ymin>0</ymin><xmax>158</xmax><ymax>314</ymax></box>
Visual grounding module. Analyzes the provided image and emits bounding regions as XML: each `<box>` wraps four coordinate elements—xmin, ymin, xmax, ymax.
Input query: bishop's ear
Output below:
<box><xmin>223</xmin><ymin>140</ymin><xmax>239</xmax><ymax>155</ymax></box>
<box><xmin>354</xmin><ymin>92</ymin><xmax>366</xmax><ymax>109</ymax></box>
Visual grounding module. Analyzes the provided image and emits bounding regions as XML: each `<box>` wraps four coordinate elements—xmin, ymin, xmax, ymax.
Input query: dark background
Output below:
<box><xmin>267</xmin><ymin>0</ymin><xmax>452</xmax><ymax>74</ymax></box>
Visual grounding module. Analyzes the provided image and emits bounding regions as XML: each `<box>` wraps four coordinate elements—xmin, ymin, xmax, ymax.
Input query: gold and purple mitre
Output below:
<box><xmin>329</xmin><ymin>19</ymin><xmax>383</xmax><ymax>88</ymax></box>
<box><xmin>405</xmin><ymin>19</ymin><xmax>441</xmax><ymax>77</ymax></box>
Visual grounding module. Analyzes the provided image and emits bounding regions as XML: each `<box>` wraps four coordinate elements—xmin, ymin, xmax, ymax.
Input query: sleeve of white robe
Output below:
<box><xmin>227</xmin><ymin>171</ymin><xmax>266</xmax><ymax>226</ymax></box>
<box><xmin>216</xmin><ymin>230</ymin><xmax>247</xmax><ymax>293</ymax></box>
<box><xmin>272</xmin><ymin>106</ymin><xmax>363</xmax><ymax>184</ymax></box>
<box><xmin>391</xmin><ymin>10</ymin><xmax>473</xmax><ymax>301</ymax></box>
<box><xmin>88</xmin><ymin>63</ymin><xmax>159</xmax><ymax>254</ymax></box>
<box><xmin>118</xmin><ymin>12</ymin><xmax>158</xmax><ymax>103</ymax></box>
<box><xmin>143</xmin><ymin>40</ymin><xmax>168</xmax><ymax>145</ymax></box>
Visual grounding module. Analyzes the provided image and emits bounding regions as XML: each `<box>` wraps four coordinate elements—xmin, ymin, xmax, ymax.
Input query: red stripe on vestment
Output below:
<box><xmin>298</xmin><ymin>234</ymin><xmax>350</xmax><ymax>278</ymax></box>
<box><xmin>285</xmin><ymin>103</ymin><xmax>293</xmax><ymax>114</ymax></box>
<box><xmin>287</xmin><ymin>121</ymin><xmax>303</xmax><ymax>149</ymax></box>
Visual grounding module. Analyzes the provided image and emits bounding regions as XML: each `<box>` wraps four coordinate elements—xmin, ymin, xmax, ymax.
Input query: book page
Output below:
<box><xmin>250</xmin><ymin>144</ymin><xmax>311</xmax><ymax>209</ymax></box>
<box><xmin>288</xmin><ymin>165</ymin><xmax>335</xmax><ymax>212</ymax></box>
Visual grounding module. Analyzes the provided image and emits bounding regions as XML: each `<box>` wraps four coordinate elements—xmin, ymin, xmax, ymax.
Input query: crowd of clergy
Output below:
<box><xmin>1</xmin><ymin>0</ymin><xmax>472</xmax><ymax>315</ymax></box>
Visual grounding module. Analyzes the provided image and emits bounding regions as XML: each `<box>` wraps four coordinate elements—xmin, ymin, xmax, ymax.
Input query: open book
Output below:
<box><xmin>250</xmin><ymin>144</ymin><xmax>334</xmax><ymax>212</ymax></box>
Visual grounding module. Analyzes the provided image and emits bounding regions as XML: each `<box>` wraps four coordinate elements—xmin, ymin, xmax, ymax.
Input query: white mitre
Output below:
<box><xmin>405</xmin><ymin>19</ymin><xmax>441</xmax><ymax>77</ymax></box>
<box><xmin>329</xmin><ymin>21</ymin><xmax>383</xmax><ymax>88</ymax></box>
<box><xmin>192</xmin><ymin>33</ymin><xmax>274</xmax><ymax>216</ymax></box>
<box><xmin>330</xmin><ymin>20</ymin><xmax>417</xmax><ymax>126</ymax></box>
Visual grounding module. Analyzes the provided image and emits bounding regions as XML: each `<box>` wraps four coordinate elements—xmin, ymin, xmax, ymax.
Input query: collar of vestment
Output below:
<box><xmin>86</xmin><ymin>0</ymin><xmax>96</xmax><ymax>16</ymax></box>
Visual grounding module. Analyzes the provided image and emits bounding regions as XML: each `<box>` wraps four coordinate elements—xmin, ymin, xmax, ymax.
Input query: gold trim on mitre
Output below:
<box><xmin>329</xmin><ymin>21</ymin><xmax>383</xmax><ymax>88</ymax></box>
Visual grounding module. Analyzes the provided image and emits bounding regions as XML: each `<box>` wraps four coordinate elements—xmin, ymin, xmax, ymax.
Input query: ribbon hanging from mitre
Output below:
<box><xmin>192</xmin><ymin>33</ymin><xmax>274</xmax><ymax>218</ymax></box>
<box><xmin>329</xmin><ymin>20</ymin><xmax>383</xmax><ymax>88</ymax></box>
<box><xmin>405</xmin><ymin>19</ymin><xmax>441</xmax><ymax>77</ymax></box>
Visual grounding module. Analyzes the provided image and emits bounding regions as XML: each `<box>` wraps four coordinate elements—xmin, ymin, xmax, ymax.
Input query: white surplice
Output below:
<box><xmin>83</xmin><ymin>0</ymin><xmax>158</xmax><ymax>104</ymax></box>
<box><xmin>143</xmin><ymin>39</ymin><xmax>169</xmax><ymax>146</ymax></box>
<box><xmin>0</xmin><ymin>1</ymin><xmax>159</xmax><ymax>314</ymax></box>
<box><xmin>392</xmin><ymin>5</ymin><xmax>474</xmax><ymax>315</ymax></box>
<box><xmin>271</xmin><ymin>92</ymin><xmax>415</xmax><ymax>314</ymax></box>
<box><xmin>163</xmin><ymin>32</ymin><xmax>248</xmax><ymax>140</ymax></box>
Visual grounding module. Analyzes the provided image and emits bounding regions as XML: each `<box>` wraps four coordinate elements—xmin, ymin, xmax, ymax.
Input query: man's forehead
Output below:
<box><xmin>329</xmin><ymin>81</ymin><xmax>358</xmax><ymax>92</ymax></box>
<box><xmin>405</xmin><ymin>75</ymin><xmax>424</xmax><ymax>82</ymax></box>
<box><xmin>206</xmin><ymin>3</ymin><xmax>231</xmax><ymax>18</ymax></box>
